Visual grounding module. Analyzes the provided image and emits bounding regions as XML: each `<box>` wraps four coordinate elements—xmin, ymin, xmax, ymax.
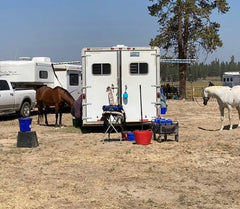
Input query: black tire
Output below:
<box><xmin>20</xmin><ymin>102</ymin><xmax>31</xmax><ymax>117</ymax></box>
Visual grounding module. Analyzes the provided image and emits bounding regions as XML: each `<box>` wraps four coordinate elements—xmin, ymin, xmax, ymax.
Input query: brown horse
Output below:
<box><xmin>36</xmin><ymin>86</ymin><xmax>74</xmax><ymax>126</ymax></box>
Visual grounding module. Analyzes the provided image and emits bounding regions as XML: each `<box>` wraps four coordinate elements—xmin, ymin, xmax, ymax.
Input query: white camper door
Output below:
<box><xmin>121</xmin><ymin>50</ymin><xmax>156</xmax><ymax>122</ymax></box>
<box><xmin>85</xmin><ymin>51</ymin><xmax>118</xmax><ymax>122</ymax></box>
<box><xmin>67</xmin><ymin>70</ymin><xmax>82</xmax><ymax>100</ymax></box>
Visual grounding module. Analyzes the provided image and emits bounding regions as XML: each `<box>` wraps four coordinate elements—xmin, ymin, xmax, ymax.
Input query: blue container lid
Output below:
<box><xmin>165</xmin><ymin>119</ymin><xmax>172</xmax><ymax>124</ymax></box>
<box><xmin>160</xmin><ymin>118</ymin><xmax>166</xmax><ymax>124</ymax></box>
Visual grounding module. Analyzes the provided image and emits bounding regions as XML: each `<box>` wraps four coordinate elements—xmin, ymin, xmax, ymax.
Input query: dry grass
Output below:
<box><xmin>1</xmin><ymin>99</ymin><xmax>240</xmax><ymax>208</ymax></box>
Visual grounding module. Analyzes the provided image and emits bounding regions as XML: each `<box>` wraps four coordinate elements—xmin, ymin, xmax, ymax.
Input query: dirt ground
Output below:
<box><xmin>0</xmin><ymin>99</ymin><xmax>240</xmax><ymax>209</ymax></box>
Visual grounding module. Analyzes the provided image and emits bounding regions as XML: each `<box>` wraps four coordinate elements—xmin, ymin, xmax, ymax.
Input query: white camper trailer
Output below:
<box><xmin>222</xmin><ymin>72</ymin><xmax>240</xmax><ymax>87</ymax></box>
<box><xmin>53</xmin><ymin>64</ymin><xmax>82</xmax><ymax>100</ymax></box>
<box><xmin>0</xmin><ymin>57</ymin><xmax>82</xmax><ymax>99</ymax></box>
<box><xmin>81</xmin><ymin>45</ymin><xmax>161</xmax><ymax>126</ymax></box>
<box><xmin>0</xmin><ymin>57</ymin><xmax>54</xmax><ymax>88</ymax></box>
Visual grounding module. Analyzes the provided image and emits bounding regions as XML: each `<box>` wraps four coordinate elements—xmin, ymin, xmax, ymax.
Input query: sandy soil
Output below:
<box><xmin>0</xmin><ymin>99</ymin><xmax>240</xmax><ymax>209</ymax></box>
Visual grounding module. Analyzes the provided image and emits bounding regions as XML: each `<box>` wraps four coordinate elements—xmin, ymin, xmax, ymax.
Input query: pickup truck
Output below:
<box><xmin>0</xmin><ymin>79</ymin><xmax>36</xmax><ymax>117</ymax></box>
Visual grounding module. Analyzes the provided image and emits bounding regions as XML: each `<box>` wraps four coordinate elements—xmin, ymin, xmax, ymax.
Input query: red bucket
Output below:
<box><xmin>134</xmin><ymin>130</ymin><xmax>152</xmax><ymax>145</ymax></box>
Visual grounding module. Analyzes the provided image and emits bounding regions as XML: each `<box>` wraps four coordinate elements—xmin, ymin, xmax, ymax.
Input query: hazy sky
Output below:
<box><xmin>0</xmin><ymin>0</ymin><xmax>238</xmax><ymax>63</ymax></box>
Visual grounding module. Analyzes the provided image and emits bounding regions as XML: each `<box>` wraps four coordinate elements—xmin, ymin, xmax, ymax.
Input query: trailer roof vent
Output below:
<box><xmin>114</xmin><ymin>44</ymin><xmax>127</xmax><ymax>48</ymax></box>
<box><xmin>19</xmin><ymin>57</ymin><xmax>31</xmax><ymax>61</ymax></box>
<box><xmin>32</xmin><ymin>57</ymin><xmax>51</xmax><ymax>62</ymax></box>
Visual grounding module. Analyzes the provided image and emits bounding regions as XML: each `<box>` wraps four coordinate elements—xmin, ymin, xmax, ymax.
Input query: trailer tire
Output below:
<box><xmin>20</xmin><ymin>102</ymin><xmax>31</xmax><ymax>117</ymax></box>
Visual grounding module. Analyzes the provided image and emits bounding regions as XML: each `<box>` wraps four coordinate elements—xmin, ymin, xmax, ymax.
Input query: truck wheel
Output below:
<box><xmin>20</xmin><ymin>102</ymin><xmax>31</xmax><ymax>117</ymax></box>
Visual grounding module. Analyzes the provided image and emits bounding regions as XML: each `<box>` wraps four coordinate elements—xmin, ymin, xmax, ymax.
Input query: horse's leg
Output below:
<box><xmin>37</xmin><ymin>101</ymin><xmax>42</xmax><ymax>125</ymax></box>
<box><xmin>55</xmin><ymin>105</ymin><xmax>59</xmax><ymax>127</ymax></box>
<box><xmin>227</xmin><ymin>105</ymin><xmax>233</xmax><ymax>130</ymax></box>
<box><xmin>59</xmin><ymin>105</ymin><xmax>64</xmax><ymax>127</ymax></box>
<box><xmin>219</xmin><ymin>106</ymin><xmax>224</xmax><ymax>131</ymax></box>
<box><xmin>37</xmin><ymin>103</ymin><xmax>41</xmax><ymax>125</ymax></box>
<box><xmin>236</xmin><ymin>106</ymin><xmax>240</xmax><ymax>127</ymax></box>
<box><xmin>59</xmin><ymin>111</ymin><xmax>63</xmax><ymax>127</ymax></box>
<box><xmin>44</xmin><ymin>106</ymin><xmax>49</xmax><ymax>126</ymax></box>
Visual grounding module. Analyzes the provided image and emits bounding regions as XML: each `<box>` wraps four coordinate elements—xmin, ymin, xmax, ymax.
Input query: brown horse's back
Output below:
<box><xmin>36</xmin><ymin>86</ymin><xmax>58</xmax><ymax>106</ymax></box>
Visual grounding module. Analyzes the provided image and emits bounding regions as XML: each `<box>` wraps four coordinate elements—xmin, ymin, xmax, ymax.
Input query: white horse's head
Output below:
<box><xmin>202</xmin><ymin>88</ymin><xmax>210</xmax><ymax>105</ymax></box>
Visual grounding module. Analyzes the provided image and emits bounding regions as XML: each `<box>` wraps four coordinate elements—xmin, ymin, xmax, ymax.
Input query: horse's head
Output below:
<box><xmin>202</xmin><ymin>88</ymin><xmax>209</xmax><ymax>105</ymax></box>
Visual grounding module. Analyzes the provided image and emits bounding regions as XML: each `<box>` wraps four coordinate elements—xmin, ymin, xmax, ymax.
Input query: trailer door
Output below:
<box><xmin>121</xmin><ymin>50</ymin><xmax>157</xmax><ymax>122</ymax></box>
<box><xmin>84</xmin><ymin>51</ymin><xmax>118</xmax><ymax>122</ymax></box>
<box><xmin>67</xmin><ymin>70</ymin><xmax>82</xmax><ymax>100</ymax></box>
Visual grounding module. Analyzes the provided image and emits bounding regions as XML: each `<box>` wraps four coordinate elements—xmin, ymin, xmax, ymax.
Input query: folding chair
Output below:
<box><xmin>102</xmin><ymin>111</ymin><xmax>125</xmax><ymax>143</ymax></box>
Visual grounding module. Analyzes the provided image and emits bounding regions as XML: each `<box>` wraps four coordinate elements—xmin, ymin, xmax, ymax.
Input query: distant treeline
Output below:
<box><xmin>160</xmin><ymin>56</ymin><xmax>240</xmax><ymax>82</ymax></box>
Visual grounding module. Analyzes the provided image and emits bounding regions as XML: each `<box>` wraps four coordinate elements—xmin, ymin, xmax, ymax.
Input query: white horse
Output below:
<box><xmin>202</xmin><ymin>85</ymin><xmax>240</xmax><ymax>130</ymax></box>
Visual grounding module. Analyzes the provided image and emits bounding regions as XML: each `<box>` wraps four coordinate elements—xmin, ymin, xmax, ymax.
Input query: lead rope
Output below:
<box><xmin>194</xmin><ymin>88</ymin><xmax>205</xmax><ymax>107</ymax></box>
<box><xmin>194</xmin><ymin>97</ymin><xmax>205</xmax><ymax>107</ymax></box>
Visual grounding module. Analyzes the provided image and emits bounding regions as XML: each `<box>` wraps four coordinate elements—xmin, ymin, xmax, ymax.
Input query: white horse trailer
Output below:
<box><xmin>222</xmin><ymin>72</ymin><xmax>240</xmax><ymax>87</ymax></box>
<box><xmin>53</xmin><ymin>64</ymin><xmax>82</xmax><ymax>100</ymax></box>
<box><xmin>81</xmin><ymin>45</ymin><xmax>161</xmax><ymax>126</ymax></box>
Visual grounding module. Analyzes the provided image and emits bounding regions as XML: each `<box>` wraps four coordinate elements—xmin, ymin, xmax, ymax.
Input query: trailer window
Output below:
<box><xmin>130</xmin><ymin>63</ymin><xmax>148</xmax><ymax>74</ymax></box>
<box><xmin>92</xmin><ymin>63</ymin><xmax>111</xmax><ymax>75</ymax></box>
<box><xmin>69</xmin><ymin>73</ymin><xmax>79</xmax><ymax>86</ymax></box>
<box><xmin>39</xmin><ymin>71</ymin><xmax>48</xmax><ymax>79</ymax></box>
<box><xmin>0</xmin><ymin>80</ymin><xmax>10</xmax><ymax>91</ymax></box>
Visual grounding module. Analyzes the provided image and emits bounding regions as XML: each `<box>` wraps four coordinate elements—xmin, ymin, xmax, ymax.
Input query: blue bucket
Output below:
<box><xmin>127</xmin><ymin>132</ymin><xmax>135</xmax><ymax>141</ymax></box>
<box><xmin>18</xmin><ymin>118</ymin><xmax>32</xmax><ymax>132</ymax></box>
<box><xmin>161</xmin><ymin>107</ymin><xmax>167</xmax><ymax>114</ymax></box>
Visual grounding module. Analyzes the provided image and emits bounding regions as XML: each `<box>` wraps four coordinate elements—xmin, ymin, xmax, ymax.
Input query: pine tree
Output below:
<box><xmin>148</xmin><ymin>0</ymin><xmax>229</xmax><ymax>99</ymax></box>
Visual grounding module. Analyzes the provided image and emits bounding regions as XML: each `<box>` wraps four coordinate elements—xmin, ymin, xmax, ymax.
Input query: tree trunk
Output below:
<box><xmin>177</xmin><ymin>0</ymin><xmax>187</xmax><ymax>99</ymax></box>
<box><xmin>179</xmin><ymin>63</ymin><xmax>187</xmax><ymax>99</ymax></box>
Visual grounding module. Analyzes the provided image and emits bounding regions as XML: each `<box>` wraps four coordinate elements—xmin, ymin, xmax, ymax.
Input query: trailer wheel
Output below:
<box><xmin>20</xmin><ymin>102</ymin><xmax>31</xmax><ymax>117</ymax></box>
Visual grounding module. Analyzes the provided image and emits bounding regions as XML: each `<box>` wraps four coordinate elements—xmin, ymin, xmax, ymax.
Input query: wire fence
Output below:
<box><xmin>162</xmin><ymin>79</ymin><xmax>222</xmax><ymax>100</ymax></box>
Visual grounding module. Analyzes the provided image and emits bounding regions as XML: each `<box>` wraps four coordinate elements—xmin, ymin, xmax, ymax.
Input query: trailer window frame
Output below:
<box><xmin>69</xmin><ymin>73</ymin><xmax>79</xmax><ymax>86</ymax></box>
<box><xmin>92</xmin><ymin>63</ymin><xmax>111</xmax><ymax>75</ymax></box>
<box><xmin>130</xmin><ymin>62</ymin><xmax>148</xmax><ymax>75</ymax></box>
<box><xmin>39</xmin><ymin>70</ymin><xmax>48</xmax><ymax>79</ymax></box>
